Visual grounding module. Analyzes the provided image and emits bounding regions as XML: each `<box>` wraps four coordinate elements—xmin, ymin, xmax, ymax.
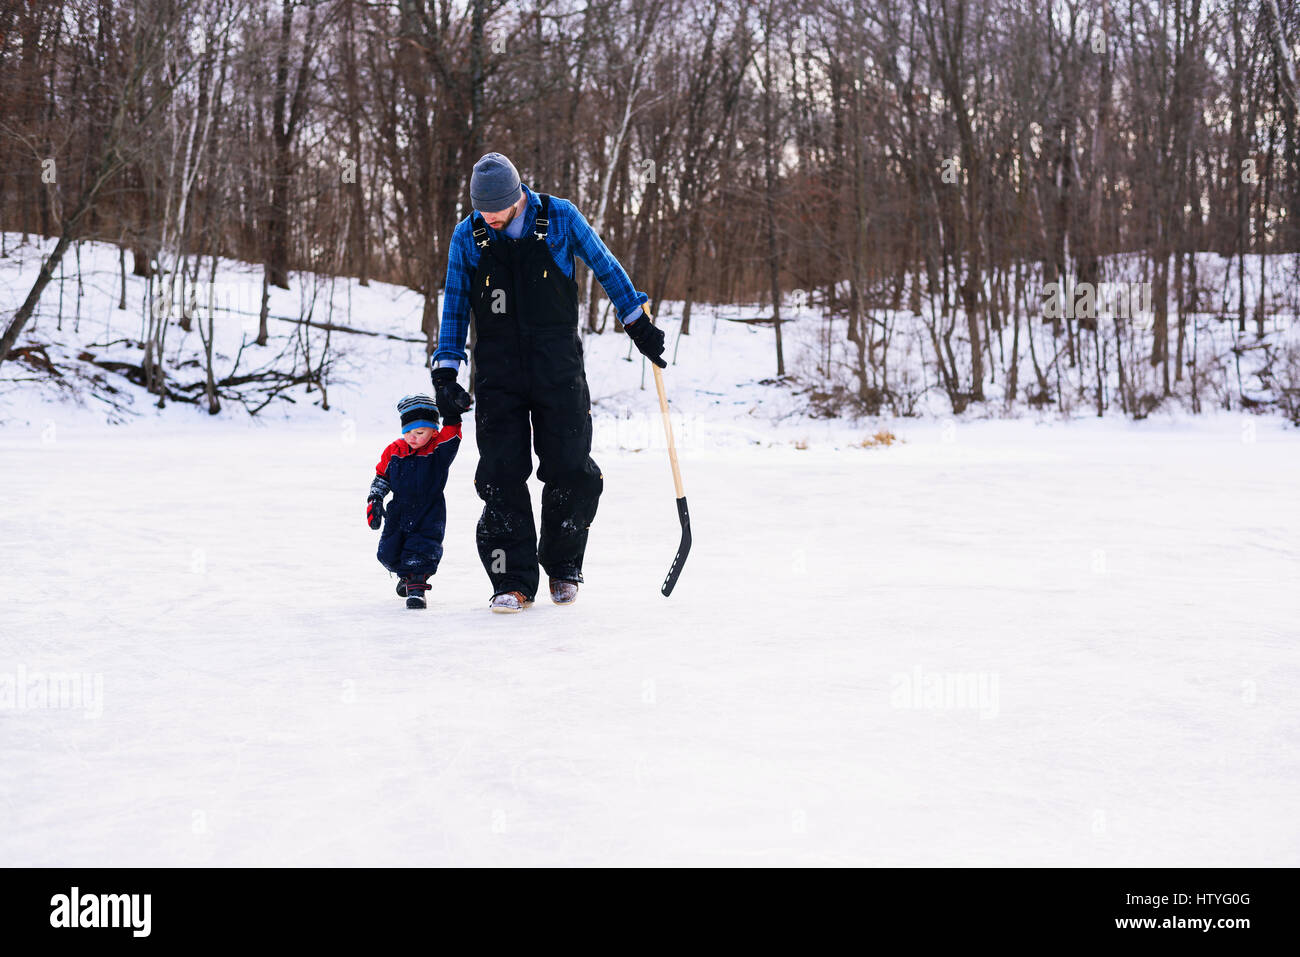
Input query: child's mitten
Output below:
<box><xmin>367</xmin><ymin>475</ymin><xmax>391</xmax><ymax>529</ymax></box>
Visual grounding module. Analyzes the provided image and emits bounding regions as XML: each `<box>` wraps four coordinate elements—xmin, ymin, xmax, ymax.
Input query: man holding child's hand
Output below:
<box><xmin>431</xmin><ymin>152</ymin><xmax>665</xmax><ymax>613</ymax></box>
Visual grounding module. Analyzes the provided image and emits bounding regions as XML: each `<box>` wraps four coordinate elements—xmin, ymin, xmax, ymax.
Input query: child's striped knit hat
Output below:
<box><xmin>398</xmin><ymin>394</ymin><xmax>440</xmax><ymax>433</ymax></box>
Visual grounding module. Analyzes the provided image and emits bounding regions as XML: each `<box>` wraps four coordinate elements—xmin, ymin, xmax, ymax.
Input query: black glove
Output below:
<box><xmin>431</xmin><ymin>366</ymin><xmax>473</xmax><ymax>424</ymax></box>
<box><xmin>625</xmin><ymin>314</ymin><xmax>667</xmax><ymax>368</ymax></box>
<box><xmin>366</xmin><ymin>496</ymin><xmax>384</xmax><ymax>530</ymax></box>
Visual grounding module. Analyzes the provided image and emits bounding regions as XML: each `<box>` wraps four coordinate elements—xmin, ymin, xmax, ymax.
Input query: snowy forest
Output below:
<box><xmin>3</xmin><ymin>0</ymin><xmax>1300</xmax><ymax>422</ymax></box>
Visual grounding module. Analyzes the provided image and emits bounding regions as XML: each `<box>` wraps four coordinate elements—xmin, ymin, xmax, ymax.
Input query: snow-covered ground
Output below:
<box><xmin>1</xmin><ymin>236</ymin><xmax>1298</xmax><ymax>865</ymax></box>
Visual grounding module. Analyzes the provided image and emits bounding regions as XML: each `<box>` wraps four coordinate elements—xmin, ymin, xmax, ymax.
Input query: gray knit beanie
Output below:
<box><xmin>470</xmin><ymin>152</ymin><xmax>523</xmax><ymax>212</ymax></box>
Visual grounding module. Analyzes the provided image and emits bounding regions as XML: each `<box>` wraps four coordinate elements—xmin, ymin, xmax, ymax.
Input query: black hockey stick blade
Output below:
<box><xmin>661</xmin><ymin>495</ymin><xmax>691</xmax><ymax>596</ymax></box>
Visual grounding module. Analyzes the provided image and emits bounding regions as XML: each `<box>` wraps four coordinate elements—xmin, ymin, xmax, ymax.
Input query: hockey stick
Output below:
<box><xmin>643</xmin><ymin>303</ymin><xmax>691</xmax><ymax>596</ymax></box>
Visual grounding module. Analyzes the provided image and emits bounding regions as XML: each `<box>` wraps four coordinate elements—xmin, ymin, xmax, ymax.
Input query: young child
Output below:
<box><xmin>366</xmin><ymin>394</ymin><xmax>461</xmax><ymax>609</ymax></box>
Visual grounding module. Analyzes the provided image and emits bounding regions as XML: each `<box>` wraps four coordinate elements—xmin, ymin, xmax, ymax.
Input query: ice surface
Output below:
<box><xmin>1</xmin><ymin>417</ymin><xmax>1296</xmax><ymax>866</ymax></box>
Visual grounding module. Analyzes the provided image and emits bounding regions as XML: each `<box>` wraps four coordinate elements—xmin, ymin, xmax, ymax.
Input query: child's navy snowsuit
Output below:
<box><xmin>371</xmin><ymin>424</ymin><xmax>461</xmax><ymax>578</ymax></box>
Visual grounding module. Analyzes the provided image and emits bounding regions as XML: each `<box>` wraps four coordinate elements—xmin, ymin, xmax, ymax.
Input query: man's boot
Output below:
<box><xmin>548</xmin><ymin>578</ymin><xmax>579</xmax><ymax>605</ymax></box>
<box><xmin>489</xmin><ymin>590</ymin><xmax>534</xmax><ymax>614</ymax></box>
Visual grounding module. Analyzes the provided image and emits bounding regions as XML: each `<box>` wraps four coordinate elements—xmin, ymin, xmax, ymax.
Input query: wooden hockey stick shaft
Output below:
<box><xmin>644</xmin><ymin>302</ymin><xmax>684</xmax><ymax>497</ymax></box>
<box><xmin>640</xmin><ymin>302</ymin><xmax>690</xmax><ymax>596</ymax></box>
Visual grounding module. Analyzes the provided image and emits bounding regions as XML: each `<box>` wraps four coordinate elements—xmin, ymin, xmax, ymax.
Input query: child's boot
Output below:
<box><xmin>405</xmin><ymin>575</ymin><xmax>430</xmax><ymax>609</ymax></box>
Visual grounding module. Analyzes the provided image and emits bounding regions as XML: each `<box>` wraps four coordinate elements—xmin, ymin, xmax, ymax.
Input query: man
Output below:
<box><xmin>430</xmin><ymin>152</ymin><xmax>667</xmax><ymax>613</ymax></box>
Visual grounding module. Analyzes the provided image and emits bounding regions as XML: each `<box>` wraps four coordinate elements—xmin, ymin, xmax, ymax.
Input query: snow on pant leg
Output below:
<box><xmin>474</xmin><ymin>383</ymin><xmax>540</xmax><ymax>599</ymax></box>
<box><xmin>531</xmin><ymin>333</ymin><xmax>603</xmax><ymax>583</ymax></box>
<box><xmin>396</xmin><ymin>493</ymin><xmax>447</xmax><ymax>579</ymax></box>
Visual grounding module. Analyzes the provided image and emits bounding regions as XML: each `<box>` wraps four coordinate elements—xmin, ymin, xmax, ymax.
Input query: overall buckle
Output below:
<box><xmin>533</xmin><ymin>217</ymin><xmax>548</xmax><ymax>240</ymax></box>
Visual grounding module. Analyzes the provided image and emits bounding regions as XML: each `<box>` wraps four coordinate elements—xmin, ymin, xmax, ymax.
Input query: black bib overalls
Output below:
<box><xmin>467</xmin><ymin>194</ymin><xmax>603</xmax><ymax>600</ymax></box>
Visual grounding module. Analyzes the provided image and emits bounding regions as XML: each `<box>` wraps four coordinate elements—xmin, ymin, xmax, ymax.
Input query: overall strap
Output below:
<box><xmin>471</xmin><ymin>211</ymin><xmax>491</xmax><ymax>249</ymax></box>
<box><xmin>533</xmin><ymin>194</ymin><xmax>551</xmax><ymax>240</ymax></box>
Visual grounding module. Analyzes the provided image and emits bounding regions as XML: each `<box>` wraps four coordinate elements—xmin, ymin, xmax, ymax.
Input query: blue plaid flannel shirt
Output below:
<box><xmin>431</xmin><ymin>182</ymin><xmax>649</xmax><ymax>369</ymax></box>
